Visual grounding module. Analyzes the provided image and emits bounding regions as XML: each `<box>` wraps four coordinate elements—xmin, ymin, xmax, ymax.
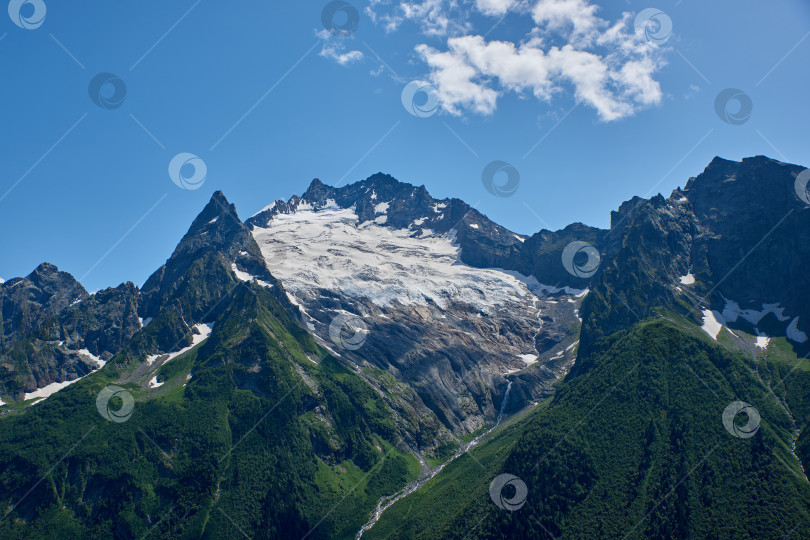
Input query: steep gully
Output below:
<box><xmin>354</xmin><ymin>383</ymin><xmax>516</xmax><ymax>538</ymax></box>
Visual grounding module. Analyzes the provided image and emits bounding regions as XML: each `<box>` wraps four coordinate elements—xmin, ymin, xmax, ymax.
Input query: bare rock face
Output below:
<box><xmin>581</xmin><ymin>155</ymin><xmax>810</xmax><ymax>357</ymax></box>
<box><xmin>0</xmin><ymin>264</ymin><xmax>140</xmax><ymax>400</ymax></box>
<box><xmin>247</xmin><ymin>174</ymin><xmax>585</xmax><ymax>438</ymax></box>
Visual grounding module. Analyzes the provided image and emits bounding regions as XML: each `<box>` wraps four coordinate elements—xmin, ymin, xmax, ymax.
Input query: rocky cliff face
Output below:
<box><xmin>581</xmin><ymin>155</ymin><xmax>810</xmax><ymax>357</ymax></box>
<box><xmin>0</xmin><ymin>264</ymin><xmax>140</xmax><ymax>399</ymax></box>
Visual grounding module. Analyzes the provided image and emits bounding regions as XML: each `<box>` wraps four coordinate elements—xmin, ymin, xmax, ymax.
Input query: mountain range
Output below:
<box><xmin>0</xmin><ymin>155</ymin><xmax>808</xmax><ymax>539</ymax></box>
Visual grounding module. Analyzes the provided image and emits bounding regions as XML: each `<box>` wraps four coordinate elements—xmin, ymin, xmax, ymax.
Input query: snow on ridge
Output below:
<box><xmin>25</xmin><ymin>379</ymin><xmax>81</xmax><ymax>402</ymax></box>
<box><xmin>251</xmin><ymin>200</ymin><xmax>276</xmax><ymax>218</ymax></box>
<box><xmin>146</xmin><ymin>323</ymin><xmax>215</xmax><ymax>366</ymax></box>
<box><xmin>374</xmin><ymin>201</ymin><xmax>390</xmax><ymax>214</ymax></box>
<box><xmin>231</xmin><ymin>262</ymin><xmax>273</xmax><ymax>288</ymax></box>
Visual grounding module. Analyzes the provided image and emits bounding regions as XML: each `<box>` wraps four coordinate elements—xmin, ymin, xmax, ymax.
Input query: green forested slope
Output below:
<box><xmin>0</xmin><ymin>284</ymin><xmax>418</xmax><ymax>539</ymax></box>
<box><xmin>367</xmin><ymin>320</ymin><xmax>810</xmax><ymax>539</ymax></box>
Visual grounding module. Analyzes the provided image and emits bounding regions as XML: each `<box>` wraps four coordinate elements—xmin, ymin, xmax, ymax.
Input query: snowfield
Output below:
<box><xmin>252</xmin><ymin>206</ymin><xmax>543</xmax><ymax>313</ymax></box>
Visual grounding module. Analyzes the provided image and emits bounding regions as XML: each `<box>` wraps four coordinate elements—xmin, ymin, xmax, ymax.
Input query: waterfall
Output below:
<box><xmin>496</xmin><ymin>381</ymin><xmax>512</xmax><ymax>425</ymax></box>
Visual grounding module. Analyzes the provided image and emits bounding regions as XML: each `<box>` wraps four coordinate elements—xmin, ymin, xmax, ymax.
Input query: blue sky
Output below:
<box><xmin>1</xmin><ymin>0</ymin><xmax>809</xmax><ymax>291</ymax></box>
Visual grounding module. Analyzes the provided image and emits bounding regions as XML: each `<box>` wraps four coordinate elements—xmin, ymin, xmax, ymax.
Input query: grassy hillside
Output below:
<box><xmin>366</xmin><ymin>319</ymin><xmax>810</xmax><ymax>539</ymax></box>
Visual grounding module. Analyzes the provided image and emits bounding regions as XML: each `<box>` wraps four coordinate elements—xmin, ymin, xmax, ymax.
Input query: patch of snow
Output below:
<box><xmin>370</xmin><ymin>191</ymin><xmax>377</xmax><ymax>200</ymax></box>
<box><xmin>148</xmin><ymin>376</ymin><xmax>164</xmax><ymax>389</ymax></box>
<box><xmin>755</xmin><ymin>333</ymin><xmax>771</xmax><ymax>349</ymax></box>
<box><xmin>25</xmin><ymin>379</ymin><xmax>82</xmax><ymax>401</ymax></box>
<box><xmin>433</xmin><ymin>202</ymin><xmax>447</xmax><ymax>212</ymax></box>
<box><xmin>140</xmin><ymin>317</ymin><xmax>153</xmax><ymax>328</ymax></box>
<box><xmin>469</xmin><ymin>223</ymin><xmax>479</xmax><ymax>229</ymax></box>
<box><xmin>251</xmin><ymin>201</ymin><xmax>276</xmax><ymax>218</ymax></box>
<box><xmin>145</xmin><ymin>354</ymin><xmax>161</xmax><ymax>366</ymax></box>
<box><xmin>231</xmin><ymin>263</ymin><xmax>253</xmax><ymax>282</ymax></box>
<box><xmin>24</xmin><ymin>347</ymin><xmax>109</xmax><ymax>402</ymax></box>
<box><xmin>231</xmin><ymin>263</ymin><xmax>273</xmax><ymax>288</ymax></box>
<box><xmin>518</xmin><ymin>353</ymin><xmax>538</xmax><ymax>366</ymax></box>
<box><xmin>374</xmin><ymin>214</ymin><xmax>388</xmax><ymax>224</ymax></box>
<box><xmin>208</xmin><ymin>216</ymin><xmax>218</xmax><ymax>224</ymax></box>
<box><xmin>566</xmin><ymin>340</ymin><xmax>579</xmax><ymax>352</ymax></box>
<box><xmin>77</xmin><ymin>349</ymin><xmax>106</xmax><ymax>368</ymax></box>
<box><xmin>374</xmin><ymin>202</ymin><xmax>390</xmax><ymax>214</ymax></box>
<box><xmin>722</xmin><ymin>299</ymin><xmax>790</xmax><ymax>325</ymax></box>
<box><xmin>412</xmin><ymin>217</ymin><xmax>427</xmax><ymax>226</ymax></box>
<box><xmin>147</xmin><ymin>323</ymin><xmax>215</xmax><ymax>366</ymax></box>
<box><xmin>0</xmin><ymin>278</ymin><xmax>4</xmax><ymax>284</ymax></box>
<box><xmin>701</xmin><ymin>310</ymin><xmax>724</xmax><ymax>340</ymax></box>
<box><xmin>496</xmin><ymin>269</ymin><xmax>588</xmax><ymax>298</ymax></box>
<box><xmin>679</xmin><ymin>273</ymin><xmax>695</xmax><ymax>285</ymax></box>
<box><xmin>513</xmin><ymin>235</ymin><xmax>525</xmax><ymax>243</ymax></box>
<box><xmin>787</xmin><ymin>317</ymin><xmax>808</xmax><ymax>343</ymax></box>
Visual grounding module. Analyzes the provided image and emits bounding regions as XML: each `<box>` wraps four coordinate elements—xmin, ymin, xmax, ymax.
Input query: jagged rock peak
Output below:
<box><xmin>184</xmin><ymin>191</ymin><xmax>242</xmax><ymax>237</ymax></box>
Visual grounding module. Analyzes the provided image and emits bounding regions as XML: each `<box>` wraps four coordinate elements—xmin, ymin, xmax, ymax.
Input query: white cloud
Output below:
<box><xmin>532</xmin><ymin>0</ymin><xmax>598</xmax><ymax>39</ymax></box>
<box><xmin>366</xmin><ymin>0</ymin><xmax>473</xmax><ymax>36</ymax></box>
<box><xmin>410</xmin><ymin>1</ymin><xmax>666</xmax><ymax>121</ymax></box>
<box><xmin>475</xmin><ymin>0</ymin><xmax>515</xmax><ymax>16</ymax></box>
<box><xmin>317</xmin><ymin>29</ymin><xmax>364</xmax><ymax>66</ymax></box>
<box><xmin>320</xmin><ymin>45</ymin><xmax>364</xmax><ymax>65</ymax></box>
